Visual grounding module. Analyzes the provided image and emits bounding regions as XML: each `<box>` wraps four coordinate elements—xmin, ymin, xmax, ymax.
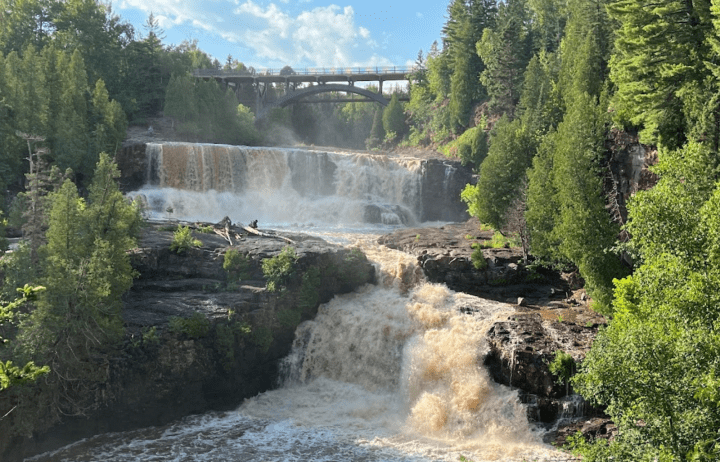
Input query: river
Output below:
<box><xmin>29</xmin><ymin>144</ymin><xmax>567</xmax><ymax>461</ymax></box>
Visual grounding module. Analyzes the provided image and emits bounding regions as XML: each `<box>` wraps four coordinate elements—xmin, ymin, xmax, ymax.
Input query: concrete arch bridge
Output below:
<box><xmin>192</xmin><ymin>66</ymin><xmax>418</xmax><ymax>119</ymax></box>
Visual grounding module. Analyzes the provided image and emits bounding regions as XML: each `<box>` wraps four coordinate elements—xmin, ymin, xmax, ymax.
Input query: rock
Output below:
<box><xmin>484</xmin><ymin>311</ymin><xmax>603</xmax><ymax>423</ymax></box>
<box><xmin>517</xmin><ymin>297</ymin><xmax>527</xmax><ymax>306</ymax></box>
<box><xmin>2</xmin><ymin>223</ymin><xmax>375</xmax><ymax>461</ymax></box>
<box><xmin>378</xmin><ymin>218</ymin><xmax>570</xmax><ymax>305</ymax></box>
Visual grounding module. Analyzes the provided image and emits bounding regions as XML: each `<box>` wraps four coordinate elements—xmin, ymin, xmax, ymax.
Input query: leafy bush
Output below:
<box><xmin>168</xmin><ymin>312</ymin><xmax>210</xmax><ymax>339</ymax></box>
<box><xmin>548</xmin><ymin>350</ymin><xmax>575</xmax><ymax>386</ymax></box>
<box><xmin>261</xmin><ymin>246</ymin><xmax>298</xmax><ymax>292</ymax></box>
<box><xmin>277</xmin><ymin>308</ymin><xmax>302</xmax><ymax>328</ymax></box>
<box><xmin>250</xmin><ymin>325</ymin><xmax>273</xmax><ymax>352</ymax></box>
<box><xmin>223</xmin><ymin>249</ymin><xmax>252</xmax><ymax>282</ymax></box>
<box><xmin>470</xmin><ymin>243</ymin><xmax>487</xmax><ymax>270</ymax></box>
<box><xmin>298</xmin><ymin>266</ymin><xmax>321</xmax><ymax>310</ymax></box>
<box><xmin>169</xmin><ymin>226</ymin><xmax>202</xmax><ymax>254</ymax></box>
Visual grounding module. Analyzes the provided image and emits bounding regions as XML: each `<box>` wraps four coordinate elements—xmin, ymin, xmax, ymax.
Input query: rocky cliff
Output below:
<box><xmin>1</xmin><ymin>223</ymin><xmax>374</xmax><ymax>461</ymax></box>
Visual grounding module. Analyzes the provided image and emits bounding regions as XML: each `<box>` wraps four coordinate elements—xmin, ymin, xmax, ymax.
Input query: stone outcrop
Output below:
<box><xmin>419</xmin><ymin>159</ymin><xmax>473</xmax><ymax>222</ymax></box>
<box><xmin>2</xmin><ymin>223</ymin><xmax>374</xmax><ymax>461</ymax></box>
<box><xmin>378</xmin><ymin>218</ymin><xmax>571</xmax><ymax>305</ymax></box>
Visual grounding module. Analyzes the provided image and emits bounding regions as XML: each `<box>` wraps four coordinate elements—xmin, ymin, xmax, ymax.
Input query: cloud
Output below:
<box><xmin>118</xmin><ymin>0</ymin><xmax>392</xmax><ymax>68</ymax></box>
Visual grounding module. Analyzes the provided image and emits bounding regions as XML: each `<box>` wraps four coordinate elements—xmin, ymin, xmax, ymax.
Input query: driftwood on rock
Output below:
<box><xmin>240</xmin><ymin>224</ymin><xmax>296</xmax><ymax>245</ymax></box>
<box><xmin>211</xmin><ymin>216</ymin><xmax>296</xmax><ymax>246</ymax></box>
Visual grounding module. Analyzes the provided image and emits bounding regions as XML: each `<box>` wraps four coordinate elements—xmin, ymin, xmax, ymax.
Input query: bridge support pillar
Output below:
<box><xmin>379</xmin><ymin>79</ymin><xmax>383</xmax><ymax>94</ymax></box>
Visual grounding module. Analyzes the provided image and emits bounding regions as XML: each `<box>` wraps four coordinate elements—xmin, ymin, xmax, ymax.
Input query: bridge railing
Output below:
<box><xmin>192</xmin><ymin>66</ymin><xmax>424</xmax><ymax>78</ymax></box>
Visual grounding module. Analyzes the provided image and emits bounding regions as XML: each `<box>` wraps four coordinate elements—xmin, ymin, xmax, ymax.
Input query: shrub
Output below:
<box><xmin>548</xmin><ymin>350</ymin><xmax>575</xmax><ymax>394</ymax></box>
<box><xmin>298</xmin><ymin>266</ymin><xmax>321</xmax><ymax>310</ymax></box>
<box><xmin>170</xmin><ymin>226</ymin><xmax>202</xmax><ymax>254</ymax></box>
<box><xmin>261</xmin><ymin>246</ymin><xmax>298</xmax><ymax>292</ymax></box>
<box><xmin>168</xmin><ymin>312</ymin><xmax>210</xmax><ymax>339</ymax></box>
<box><xmin>223</xmin><ymin>249</ymin><xmax>252</xmax><ymax>282</ymax></box>
<box><xmin>250</xmin><ymin>325</ymin><xmax>273</xmax><ymax>352</ymax></box>
<box><xmin>470</xmin><ymin>244</ymin><xmax>487</xmax><ymax>270</ymax></box>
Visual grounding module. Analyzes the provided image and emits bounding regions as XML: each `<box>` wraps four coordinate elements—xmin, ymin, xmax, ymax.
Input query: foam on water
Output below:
<box><xmin>30</xmin><ymin>243</ymin><xmax>565</xmax><ymax>462</ymax></box>
<box><xmin>29</xmin><ymin>144</ymin><xmax>566</xmax><ymax>461</ymax></box>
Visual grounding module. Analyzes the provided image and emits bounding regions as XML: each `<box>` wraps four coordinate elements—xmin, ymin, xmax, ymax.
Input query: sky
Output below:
<box><xmin>114</xmin><ymin>0</ymin><xmax>448</xmax><ymax>71</ymax></box>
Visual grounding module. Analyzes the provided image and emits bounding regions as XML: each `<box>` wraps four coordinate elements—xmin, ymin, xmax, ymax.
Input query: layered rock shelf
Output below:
<box><xmin>2</xmin><ymin>223</ymin><xmax>374</xmax><ymax>461</ymax></box>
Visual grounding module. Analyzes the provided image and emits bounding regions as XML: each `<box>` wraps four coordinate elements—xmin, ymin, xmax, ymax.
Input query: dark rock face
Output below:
<box><xmin>117</xmin><ymin>141</ymin><xmax>148</xmax><ymax>192</ymax></box>
<box><xmin>484</xmin><ymin>311</ymin><xmax>604</xmax><ymax>424</ymax></box>
<box><xmin>2</xmin><ymin>224</ymin><xmax>374</xmax><ymax>462</ymax></box>
<box><xmin>378</xmin><ymin>219</ymin><xmax>570</xmax><ymax>305</ymax></box>
<box><xmin>419</xmin><ymin>159</ymin><xmax>474</xmax><ymax>222</ymax></box>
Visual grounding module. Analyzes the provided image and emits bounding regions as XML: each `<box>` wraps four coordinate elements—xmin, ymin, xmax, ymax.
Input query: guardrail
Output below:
<box><xmin>192</xmin><ymin>66</ymin><xmax>424</xmax><ymax>77</ymax></box>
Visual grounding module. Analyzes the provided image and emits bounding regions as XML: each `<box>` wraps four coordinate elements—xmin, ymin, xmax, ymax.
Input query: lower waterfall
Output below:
<box><xmin>30</xmin><ymin>145</ymin><xmax>564</xmax><ymax>461</ymax></box>
<box><xmin>30</xmin><ymin>238</ymin><xmax>564</xmax><ymax>462</ymax></box>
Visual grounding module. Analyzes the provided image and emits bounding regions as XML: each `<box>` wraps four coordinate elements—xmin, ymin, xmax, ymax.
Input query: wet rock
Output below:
<box><xmin>3</xmin><ymin>223</ymin><xmax>374</xmax><ymax>461</ymax></box>
<box><xmin>378</xmin><ymin>218</ymin><xmax>570</xmax><ymax>305</ymax></box>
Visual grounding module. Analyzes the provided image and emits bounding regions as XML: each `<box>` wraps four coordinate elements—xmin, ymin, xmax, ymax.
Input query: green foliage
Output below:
<box><xmin>477</xmin><ymin>0</ymin><xmax>532</xmax><ymax>118</ymax></box>
<box><xmin>164</xmin><ymin>75</ymin><xmax>261</xmax><ymax>145</ymax></box>
<box><xmin>449</xmin><ymin>124</ymin><xmax>489</xmax><ymax>169</ymax></box>
<box><xmin>298</xmin><ymin>266</ymin><xmax>321</xmax><ymax>310</ymax></box>
<box><xmin>607</xmin><ymin>0</ymin><xmax>712</xmax><ymax>148</ymax></box>
<box><xmin>262</xmin><ymin>246</ymin><xmax>298</xmax><ymax>292</ymax></box>
<box><xmin>250</xmin><ymin>325</ymin><xmax>273</xmax><ymax>353</ymax></box>
<box><xmin>16</xmin><ymin>153</ymin><xmax>141</xmax><ymax>420</ymax></box>
<box><xmin>223</xmin><ymin>249</ymin><xmax>252</xmax><ymax>282</ymax></box>
<box><xmin>169</xmin><ymin>312</ymin><xmax>210</xmax><ymax>339</ymax></box>
<box><xmin>215</xmin><ymin>323</ymin><xmax>236</xmax><ymax>372</ymax></box>
<box><xmin>170</xmin><ymin>226</ymin><xmax>202</xmax><ymax>254</ymax></box>
<box><xmin>0</xmin><ymin>285</ymin><xmax>49</xmax><ymax>390</ymax></box>
<box><xmin>462</xmin><ymin>117</ymin><xmax>535</xmax><ymax>229</ymax></box>
<box><xmin>470</xmin><ymin>244</ymin><xmax>488</xmax><ymax>270</ymax></box>
<box><xmin>382</xmin><ymin>93</ymin><xmax>406</xmax><ymax>140</ymax></box>
<box><xmin>548</xmin><ymin>350</ymin><xmax>575</xmax><ymax>385</ymax></box>
<box><xmin>572</xmin><ymin>142</ymin><xmax>720</xmax><ymax>459</ymax></box>
<box><xmin>277</xmin><ymin>308</ymin><xmax>302</xmax><ymax>329</ymax></box>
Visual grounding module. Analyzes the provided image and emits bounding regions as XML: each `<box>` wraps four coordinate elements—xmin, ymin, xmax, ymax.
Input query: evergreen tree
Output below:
<box><xmin>20</xmin><ymin>153</ymin><xmax>141</xmax><ymax>421</ymax></box>
<box><xmin>382</xmin><ymin>93</ymin><xmax>406</xmax><ymax>139</ymax></box>
<box><xmin>461</xmin><ymin>116</ymin><xmax>535</xmax><ymax>228</ymax></box>
<box><xmin>477</xmin><ymin>0</ymin><xmax>532</xmax><ymax>118</ymax></box>
<box><xmin>607</xmin><ymin>0</ymin><xmax>712</xmax><ymax>148</ymax></box>
<box><xmin>367</xmin><ymin>106</ymin><xmax>385</xmax><ymax>148</ymax></box>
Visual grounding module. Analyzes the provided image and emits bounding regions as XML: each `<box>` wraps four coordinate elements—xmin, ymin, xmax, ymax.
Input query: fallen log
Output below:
<box><xmin>240</xmin><ymin>225</ymin><xmax>296</xmax><ymax>245</ymax></box>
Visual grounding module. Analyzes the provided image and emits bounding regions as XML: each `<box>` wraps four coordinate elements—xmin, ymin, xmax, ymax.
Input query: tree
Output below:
<box><xmin>382</xmin><ymin>93</ymin><xmax>406</xmax><ymax>140</ymax></box>
<box><xmin>477</xmin><ymin>0</ymin><xmax>532</xmax><ymax>118</ymax></box>
<box><xmin>607</xmin><ymin>0</ymin><xmax>712</xmax><ymax>148</ymax></box>
<box><xmin>367</xmin><ymin>106</ymin><xmax>385</xmax><ymax>148</ymax></box>
<box><xmin>461</xmin><ymin>116</ymin><xmax>534</xmax><ymax>228</ymax></box>
<box><xmin>0</xmin><ymin>285</ymin><xmax>49</xmax><ymax>391</ymax></box>
<box><xmin>573</xmin><ymin>142</ymin><xmax>720</xmax><ymax>459</ymax></box>
<box><xmin>19</xmin><ymin>153</ymin><xmax>142</xmax><ymax>420</ymax></box>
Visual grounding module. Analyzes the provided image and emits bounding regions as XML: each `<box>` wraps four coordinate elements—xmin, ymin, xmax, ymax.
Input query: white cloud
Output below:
<box><xmin>118</xmin><ymin>0</ymin><xmax>392</xmax><ymax>68</ymax></box>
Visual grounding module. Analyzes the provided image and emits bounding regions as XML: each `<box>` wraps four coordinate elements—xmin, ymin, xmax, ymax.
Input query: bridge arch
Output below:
<box><xmin>258</xmin><ymin>84</ymin><xmax>390</xmax><ymax>118</ymax></box>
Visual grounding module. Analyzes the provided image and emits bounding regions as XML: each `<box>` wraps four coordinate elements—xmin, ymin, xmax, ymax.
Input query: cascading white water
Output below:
<box><xmin>30</xmin><ymin>238</ymin><xmax>564</xmax><ymax>462</ymax></box>
<box><xmin>30</xmin><ymin>144</ymin><xmax>566</xmax><ymax>461</ymax></box>
<box><xmin>132</xmin><ymin>143</ymin><xmax>424</xmax><ymax>228</ymax></box>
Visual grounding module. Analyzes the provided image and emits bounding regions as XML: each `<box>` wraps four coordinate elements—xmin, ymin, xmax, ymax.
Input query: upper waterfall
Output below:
<box><xmin>126</xmin><ymin>142</ymin><xmax>473</xmax><ymax>227</ymax></box>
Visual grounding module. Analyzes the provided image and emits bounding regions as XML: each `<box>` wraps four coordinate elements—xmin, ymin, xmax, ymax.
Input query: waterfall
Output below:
<box><xmin>133</xmin><ymin>143</ymin><xmax>425</xmax><ymax>227</ymax></box>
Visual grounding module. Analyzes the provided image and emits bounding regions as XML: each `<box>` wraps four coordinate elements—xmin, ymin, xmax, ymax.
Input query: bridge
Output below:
<box><xmin>192</xmin><ymin>66</ymin><xmax>420</xmax><ymax>118</ymax></box>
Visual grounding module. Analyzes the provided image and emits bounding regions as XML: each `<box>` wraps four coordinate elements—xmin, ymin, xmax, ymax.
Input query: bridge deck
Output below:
<box><xmin>193</xmin><ymin>66</ymin><xmax>419</xmax><ymax>84</ymax></box>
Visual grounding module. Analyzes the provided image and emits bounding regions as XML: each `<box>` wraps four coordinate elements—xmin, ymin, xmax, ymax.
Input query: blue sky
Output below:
<box><xmin>115</xmin><ymin>0</ymin><xmax>448</xmax><ymax>71</ymax></box>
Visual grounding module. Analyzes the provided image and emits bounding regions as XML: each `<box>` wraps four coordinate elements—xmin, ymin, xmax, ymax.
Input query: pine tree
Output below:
<box><xmin>477</xmin><ymin>0</ymin><xmax>532</xmax><ymax>118</ymax></box>
<box><xmin>607</xmin><ymin>0</ymin><xmax>712</xmax><ymax>148</ymax></box>
<box><xmin>382</xmin><ymin>93</ymin><xmax>406</xmax><ymax>140</ymax></box>
<box><xmin>20</xmin><ymin>153</ymin><xmax>141</xmax><ymax>420</ymax></box>
<box><xmin>367</xmin><ymin>106</ymin><xmax>385</xmax><ymax>148</ymax></box>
